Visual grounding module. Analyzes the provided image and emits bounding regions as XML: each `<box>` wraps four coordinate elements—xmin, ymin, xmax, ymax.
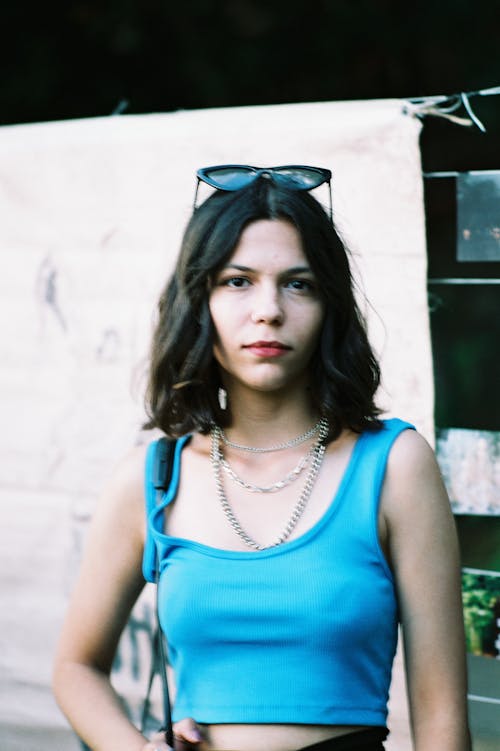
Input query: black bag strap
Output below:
<box><xmin>141</xmin><ymin>437</ymin><xmax>175</xmax><ymax>747</ymax></box>
<box><xmin>152</xmin><ymin>437</ymin><xmax>176</xmax><ymax>498</ymax></box>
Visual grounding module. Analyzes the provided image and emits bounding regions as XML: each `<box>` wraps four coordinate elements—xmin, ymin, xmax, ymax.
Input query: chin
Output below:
<box><xmin>251</xmin><ymin>381</ymin><xmax>290</xmax><ymax>393</ymax></box>
<box><xmin>222</xmin><ymin>362</ymin><xmax>310</xmax><ymax>395</ymax></box>
<box><xmin>246</xmin><ymin>372</ymin><xmax>307</xmax><ymax>394</ymax></box>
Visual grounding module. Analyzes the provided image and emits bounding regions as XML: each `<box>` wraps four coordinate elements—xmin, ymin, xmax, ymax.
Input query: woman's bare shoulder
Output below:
<box><xmin>93</xmin><ymin>441</ymin><xmax>152</xmax><ymax>542</ymax></box>
<box><xmin>104</xmin><ymin>442</ymin><xmax>148</xmax><ymax>498</ymax></box>
<box><xmin>388</xmin><ymin>425</ymin><xmax>437</xmax><ymax>467</ymax></box>
<box><xmin>382</xmin><ymin>426</ymin><xmax>451</xmax><ymax>527</ymax></box>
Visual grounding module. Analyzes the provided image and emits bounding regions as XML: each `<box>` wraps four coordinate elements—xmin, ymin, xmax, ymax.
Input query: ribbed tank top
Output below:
<box><xmin>143</xmin><ymin>418</ymin><xmax>414</xmax><ymax>725</ymax></box>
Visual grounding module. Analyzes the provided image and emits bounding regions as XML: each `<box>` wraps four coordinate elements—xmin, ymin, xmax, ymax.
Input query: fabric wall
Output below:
<box><xmin>0</xmin><ymin>100</ymin><xmax>428</xmax><ymax>750</ymax></box>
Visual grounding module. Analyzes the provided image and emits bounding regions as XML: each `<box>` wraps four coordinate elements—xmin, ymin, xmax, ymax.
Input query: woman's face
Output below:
<box><xmin>209</xmin><ymin>218</ymin><xmax>324</xmax><ymax>395</ymax></box>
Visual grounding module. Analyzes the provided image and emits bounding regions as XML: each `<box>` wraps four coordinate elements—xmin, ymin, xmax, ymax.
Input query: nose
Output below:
<box><xmin>250</xmin><ymin>283</ymin><xmax>284</xmax><ymax>325</ymax></box>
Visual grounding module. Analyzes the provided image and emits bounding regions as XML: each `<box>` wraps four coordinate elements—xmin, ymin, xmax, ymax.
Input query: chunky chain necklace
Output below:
<box><xmin>218</xmin><ymin>418</ymin><xmax>324</xmax><ymax>453</ymax></box>
<box><xmin>210</xmin><ymin>418</ymin><xmax>329</xmax><ymax>550</ymax></box>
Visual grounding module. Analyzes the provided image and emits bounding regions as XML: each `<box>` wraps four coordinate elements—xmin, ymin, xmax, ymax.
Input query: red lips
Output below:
<box><xmin>243</xmin><ymin>341</ymin><xmax>291</xmax><ymax>357</ymax></box>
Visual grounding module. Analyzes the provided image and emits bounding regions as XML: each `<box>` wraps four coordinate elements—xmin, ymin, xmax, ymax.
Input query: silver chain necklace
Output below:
<box><xmin>218</xmin><ymin>440</ymin><xmax>314</xmax><ymax>493</ymax></box>
<box><xmin>218</xmin><ymin>418</ymin><xmax>323</xmax><ymax>453</ymax></box>
<box><xmin>210</xmin><ymin>418</ymin><xmax>329</xmax><ymax>550</ymax></box>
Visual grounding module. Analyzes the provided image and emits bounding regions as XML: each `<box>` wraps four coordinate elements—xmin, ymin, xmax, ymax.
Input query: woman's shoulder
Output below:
<box><xmin>107</xmin><ymin>442</ymin><xmax>149</xmax><ymax>496</ymax></box>
<box><xmin>93</xmin><ymin>443</ymin><xmax>150</xmax><ymax>540</ymax></box>
<box><xmin>111</xmin><ymin>432</ymin><xmax>207</xmax><ymax>499</ymax></box>
<box><xmin>385</xmin><ymin>422</ymin><xmax>436</xmax><ymax>472</ymax></box>
<box><xmin>381</xmin><ymin>422</ymin><xmax>450</xmax><ymax>523</ymax></box>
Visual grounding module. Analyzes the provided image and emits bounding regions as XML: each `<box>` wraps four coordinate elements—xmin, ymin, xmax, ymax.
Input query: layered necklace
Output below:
<box><xmin>210</xmin><ymin>417</ymin><xmax>329</xmax><ymax>550</ymax></box>
<box><xmin>219</xmin><ymin>419</ymin><xmax>323</xmax><ymax>453</ymax></box>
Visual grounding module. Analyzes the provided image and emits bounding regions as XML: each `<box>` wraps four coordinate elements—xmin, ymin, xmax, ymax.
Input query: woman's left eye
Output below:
<box><xmin>286</xmin><ymin>278</ymin><xmax>315</xmax><ymax>292</ymax></box>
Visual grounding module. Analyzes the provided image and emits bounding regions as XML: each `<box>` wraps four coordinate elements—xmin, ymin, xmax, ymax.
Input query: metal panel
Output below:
<box><xmin>457</xmin><ymin>172</ymin><xmax>500</xmax><ymax>262</ymax></box>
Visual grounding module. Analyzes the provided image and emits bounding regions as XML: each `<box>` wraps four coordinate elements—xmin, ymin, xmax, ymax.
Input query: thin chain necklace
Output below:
<box><xmin>219</xmin><ymin>418</ymin><xmax>323</xmax><ymax>453</ymax></box>
<box><xmin>210</xmin><ymin>418</ymin><xmax>329</xmax><ymax>550</ymax></box>
<box><xmin>217</xmin><ymin>439</ymin><xmax>314</xmax><ymax>493</ymax></box>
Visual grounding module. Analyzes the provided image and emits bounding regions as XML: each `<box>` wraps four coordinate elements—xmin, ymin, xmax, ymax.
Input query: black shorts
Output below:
<box><xmin>297</xmin><ymin>727</ymin><xmax>388</xmax><ymax>751</ymax></box>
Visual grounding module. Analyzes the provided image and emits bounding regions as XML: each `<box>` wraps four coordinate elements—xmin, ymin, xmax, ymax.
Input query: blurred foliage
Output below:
<box><xmin>462</xmin><ymin>572</ymin><xmax>500</xmax><ymax>656</ymax></box>
<box><xmin>1</xmin><ymin>0</ymin><xmax>500</xmax><ymax>135</ymax></box>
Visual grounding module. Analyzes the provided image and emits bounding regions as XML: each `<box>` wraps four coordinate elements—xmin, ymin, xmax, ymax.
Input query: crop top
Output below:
<box><xmin>143</xmin><ymin>418</ymin><xmax>415</xmax><ymax>726</ymax></box>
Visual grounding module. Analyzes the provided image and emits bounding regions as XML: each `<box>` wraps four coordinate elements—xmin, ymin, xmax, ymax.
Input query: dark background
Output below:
<box><xmin>2</xmin><ymin>0</ymin><xmax>500</xmax><ymax>171</ymax></box>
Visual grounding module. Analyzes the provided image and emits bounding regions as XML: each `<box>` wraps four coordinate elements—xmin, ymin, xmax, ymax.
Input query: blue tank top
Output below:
<box><xmin>143</xmin><ymin>418</ymin><xmax>414</xmax><ymax>725</ymax></box>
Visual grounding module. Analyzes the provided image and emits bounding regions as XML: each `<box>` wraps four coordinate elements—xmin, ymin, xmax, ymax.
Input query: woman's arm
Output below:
<box><xmin>53</xmin><ymin>445</ymin><xmax>166</xmax><ymax>751</ymax></box>
<box><xmin>381</xmin><ymin>429</ymin><xmax>471</xmax><ymax>751</ymax></box>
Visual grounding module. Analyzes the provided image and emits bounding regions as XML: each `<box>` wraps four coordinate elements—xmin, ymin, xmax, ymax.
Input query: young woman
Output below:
<box><xmin>53</xmin><ymin>166</ymin><xmax>470</xmax><ymax>751</ymax></box>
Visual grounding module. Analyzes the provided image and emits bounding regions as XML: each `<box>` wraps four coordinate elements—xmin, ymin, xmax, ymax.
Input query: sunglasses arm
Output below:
<box><xmin>193</xmin><ymin>177</ymin><xmax>201</xmax><ymax>211</ymax></box>
<box><xmin>327</xmin><ymin>180</ymin><xmax>333</xmax><ymax>222</ymax></box>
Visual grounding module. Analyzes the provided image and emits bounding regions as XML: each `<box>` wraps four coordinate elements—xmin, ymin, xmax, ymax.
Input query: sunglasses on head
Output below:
<box><xmin>194</xmin><ymin>164</ymin><xmax>333</xmax><ymax>219</ymax></box>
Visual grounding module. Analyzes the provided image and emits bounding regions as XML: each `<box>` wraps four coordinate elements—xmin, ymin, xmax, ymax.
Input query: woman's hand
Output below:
<box><xmin>173</xmin><ymin>718</ymin><xmax>205</xmax><ymax>749</ymax></box>
<box><xmin>142</xmin><ymin>719</ymin><xmax>204</xmax><ymax>750</ymax></box>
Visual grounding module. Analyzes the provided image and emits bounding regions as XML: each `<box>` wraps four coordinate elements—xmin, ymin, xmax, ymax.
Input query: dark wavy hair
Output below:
<box><xmin>144</xmin><ymin>177</ymin><xmax>381</xmax><ymax>440</ymax></box>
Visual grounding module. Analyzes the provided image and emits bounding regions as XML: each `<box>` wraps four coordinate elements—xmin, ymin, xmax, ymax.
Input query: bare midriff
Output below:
<box><xmin>197</xmin><ymin>723</ymin><xmax>369</xmax><ymax>751</ymax></box>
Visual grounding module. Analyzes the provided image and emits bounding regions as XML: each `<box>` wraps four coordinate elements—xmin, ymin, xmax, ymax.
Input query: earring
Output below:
<box><xmin>218</xmin><ymin>387</ymin><xmax>227</xmax><ymax>411</ymax></box>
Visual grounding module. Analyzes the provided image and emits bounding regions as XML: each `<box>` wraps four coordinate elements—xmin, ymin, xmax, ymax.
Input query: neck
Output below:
<box><xmin>221</xmin><ymin>383</ymin><xmax>319</xmax><ymax>447</ymax></box>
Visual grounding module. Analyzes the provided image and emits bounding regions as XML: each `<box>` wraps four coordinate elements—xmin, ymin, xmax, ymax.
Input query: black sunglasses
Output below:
<box><xmin>194</xmin><ymin>164</ymin><xmax>333</xmax><ymax>219</ymax></box>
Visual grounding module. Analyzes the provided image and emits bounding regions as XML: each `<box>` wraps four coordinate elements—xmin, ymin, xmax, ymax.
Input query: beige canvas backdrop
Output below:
<box><xmin>0</xmin><ymin>99</ymin><xmax>429</xmax><ymax>750</ymax></box>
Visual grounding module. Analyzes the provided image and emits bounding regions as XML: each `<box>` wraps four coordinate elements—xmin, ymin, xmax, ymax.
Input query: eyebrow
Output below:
<box><xmin>222</xmin><ymin>264</ymin><xmax>314</xmax><ymax>274</ymax></box>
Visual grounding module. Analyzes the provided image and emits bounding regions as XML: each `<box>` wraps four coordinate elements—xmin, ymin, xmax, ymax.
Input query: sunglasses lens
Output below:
<box><xmin>272</xmin><ymin>167</ymin><xmax>327</xmax><ymax>190</ymax></box>
<box><xmin>203</xmin><ymin>167</ymin><xmax>257</xmax><ymax>190</ymax></box>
